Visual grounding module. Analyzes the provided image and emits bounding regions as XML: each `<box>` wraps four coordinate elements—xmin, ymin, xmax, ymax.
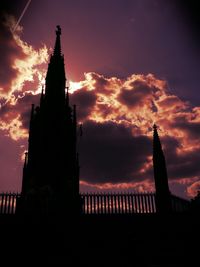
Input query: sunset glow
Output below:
<box><xmin>0</xmin><ymin>3</ymin><xmax>200</xmax><ymax>199</ymax></box>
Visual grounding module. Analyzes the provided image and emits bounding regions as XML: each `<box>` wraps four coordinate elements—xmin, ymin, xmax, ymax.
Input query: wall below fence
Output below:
<box><xmin>0</xmin><ymin>192</ymin><xmax>191</xmax><ymax>215</ymax></box>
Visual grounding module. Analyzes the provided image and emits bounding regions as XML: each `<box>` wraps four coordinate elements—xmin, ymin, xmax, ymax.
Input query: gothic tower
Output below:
<box><xmin>153</xmin><ymin>124</ymin><xmax>172</xmax><ymax>213</ymax></box>
<box><xmin>21</xmin><ymin>26</ymin><xmax>79</xmax><ymax>216</ymax></box>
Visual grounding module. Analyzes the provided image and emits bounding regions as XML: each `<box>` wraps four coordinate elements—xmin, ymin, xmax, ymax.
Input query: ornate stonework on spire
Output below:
<box><xmin>153</xmin><ymin>124</ymin><xmax>172</xmax><ymax>213</ymax></box>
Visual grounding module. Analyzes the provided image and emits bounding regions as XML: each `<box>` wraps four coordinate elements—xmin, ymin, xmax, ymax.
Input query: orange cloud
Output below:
<box><xmin>80</xmin><ymin>179</ymin><xmax>154</xmax><ymax>193</ymax></box>
<box><xmin>0</xmin><ymin>15</ymin><xmax>48</xmax><ymax>140</ymax></box>
<box><xmin>186</xmin><ymin>180</ymin><xmax>200</xmax><ymax>198</ymax></box>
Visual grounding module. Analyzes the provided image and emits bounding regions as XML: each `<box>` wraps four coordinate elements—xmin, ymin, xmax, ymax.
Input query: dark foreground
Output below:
<box><xmin>0</xmin><ymin>213</ymin><xmax>199</xmax><ymax>266</ymax></box>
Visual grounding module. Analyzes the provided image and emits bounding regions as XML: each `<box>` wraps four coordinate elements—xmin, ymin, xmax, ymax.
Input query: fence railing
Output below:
<box><xmin>0</xmin><ymin>193</ymin><xmax>20</xmax><ymax>215</ymax></box>
<box><xmin>80</xmin><ymin>192</ymin><xmax>156</xmax><ymax>214</ymax></box>
<box><xmin>0</xmin><ymin>192</ymin><xmax>191</xmax><ymax>215</ymax></box>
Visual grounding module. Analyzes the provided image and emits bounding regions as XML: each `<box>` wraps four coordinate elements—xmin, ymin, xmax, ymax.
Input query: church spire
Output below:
<box><xmin>53</xmin><ymin>25</ymin><xmax>62</xmax><ymax>57</ymax></box>
<box><xmin>153</xmin><ymin>124</ymin><xmax>172</xmax><ymax>213</ymax></box>
<box><xmin>45</xmin><ymin>25</ymin><xmax>66</xmax><ymax>104</ymax></box>
<box><xmin>20</xmin><ymin>26</ymin><xmax>80</xmax><ymax>217</ymax></box>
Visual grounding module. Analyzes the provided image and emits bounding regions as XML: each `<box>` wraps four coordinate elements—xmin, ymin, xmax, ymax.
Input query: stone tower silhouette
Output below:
<box><xmin>21</xmin><ymin>26</ymin><xmax>79</xmax><ymax>216</ymax></box>
<box><xmin>153</xmin><ymin>124</ymin><xmax>172</xmax><ymax>213</ymax></box>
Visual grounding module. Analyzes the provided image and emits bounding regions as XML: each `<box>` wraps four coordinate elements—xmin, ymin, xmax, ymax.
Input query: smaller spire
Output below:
<box><xmin>24</xmin><ymin>152</ymin><xmax>28</xmax><ymax>167</ymax></box>
<box><xmin>153</xmin><ymin>123</ymin><xmax>172</xmax><ymax>213</ymax></box>
<box><xmin>40</xmin><ymin>85</ymin><xmax>44</xmax><ymax>106</ymax></box>
<box><xmin>66</xmin><ymin>86</ymin><xmax>69</xmax><ymax>106</ymax></box>
<box><xmin>53</xmin><ymin>25</ymin><xmax>62</xmax><ymax>56</ymax></box>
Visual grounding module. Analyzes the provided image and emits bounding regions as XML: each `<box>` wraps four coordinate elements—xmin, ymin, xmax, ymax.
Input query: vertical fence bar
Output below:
<box><xmin>97</xmin><ymin>194</ymin><xmax>99</xmax><ymax>214</ymax></box>
<box><xmin>1</xmin><ymin>193</ymin><xmax>5</xmax><ymax>214</ymax></box>
<box><xmin>136</xmin><ymin>194</ymin><xmax>139</xmax><ymax>213</ymax></box>
<box><xmin>0</xmin><ymin>194</ymin><xmax>3</xmax><ymax>214</ymax></box>
<box><xmin>93</xmin><ymin>194</ymin><xmax>96</xmax><ymax>214</ymax></box>
<box><xmin>114</xmin><ymin>194</ymin><xmax>118</xmax><ymax>214</ymax></box>
<box><xmin>124</xmin><ymin>194</ymin><xmax>127</xmax><ymax>214</ymax></box>
<box><xmin>147</xmin><ymin>193</ymin><xmax>151</xmax><ymax>213</ymax></box>
<box><xmin>7</xmin><ymin>193</ymin><xmax>11</xmax><ymax>214</ymax></box>
<box><xmin>4</xmin><ymin>193</ymin><xmax>8</xmax><ymax>214</ymax></box>
<box><xmin>82</xmin><ymin>194</ymin><xmax>85</xmax><ymax>214</ymax></box>
<box><xmin>110</xmin><ymin>194</ymin><xmax>113</xmax><ymax>214</ymax></box>
<box><xmin>144</xmin><ymin>194</ymin><xmax>148</xmax><ymax>213</ymax></box>
<box><xmin>105</xmin><ymin>194</ymin><xmax>108</xmax><ymax>214</ymax></box>
<box><xmin>131</xmin><ymin>194</ymin><xmax>135</xmax><ymax>213</ymax></box>
<box><xmin>119</xmin><ymin>194</ymin><xmax>122</xmax><ymax>214</ymax></box>
<box><xmin>99</xmin><ymin>194</ymin><xmax>102</xmax><ymax>214</ymax></box>
<box><xmin>127</xmin><ymin>194</ymin><xmax>130</xmax><ymax>214</ymax></box>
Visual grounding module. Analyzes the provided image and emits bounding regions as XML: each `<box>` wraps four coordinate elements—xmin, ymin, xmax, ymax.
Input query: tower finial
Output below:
<box><xmin>153</xmin><ymin>123</ymin><xmax>157</xmax><ymax>130</ymax></box>
<box><xmin>53</xmin><ymin>25</ymin><xmax>62</xmax><ymax>56</ymax></box>
<box><xmin>56</xmin><ymin>25</ymin><xmax>61</xmax><ymax>36</ymax></box>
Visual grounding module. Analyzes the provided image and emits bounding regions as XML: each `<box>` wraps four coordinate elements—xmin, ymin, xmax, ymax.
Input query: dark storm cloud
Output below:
<box><xmin>171</xmin><ymin>115</ymin><xmax>200</xmax><ymax>140</ymax></box>
<box><xmin>17</xmin><ymin>93</ymin><xmax>40</xmax><ymax>129</ymax></box>
<box><xmin>160</xmin><ymin>135</ymin><xmax>200</xmax><ymax>181</ymax></box>
<box><xmin>70</xmin><ymin>87</ymin><xmax>97</xmax><ymax>121</ymax></box>
<box><xmin>88</xmin><ymin>72</ymin><xmax>116</xmax><ymax>95</ymax></box>
<box><xmin>118</xmin><ymin>79</ymin><xmax>159</xmax><ymax>108</ymax></box>
<box><xmin>119</xmin><ymin>86</ymin><xmax>150</xmax><ymax>108</ymax></box>
<box><xmin>79</xmin><ymin>120</ymin><xmax>152</xmax><ymax>184</ymax></box>
<box><xmin>0</xmin><ymin>92</ymin><xmax>40</xmax><ymax>130</ymax></box>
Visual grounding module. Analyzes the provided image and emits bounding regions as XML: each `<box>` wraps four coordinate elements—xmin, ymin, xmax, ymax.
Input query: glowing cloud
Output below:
<box><xmin>0</xmin><ymin>15</ymin><xmax>48</xmax><ymax>140</ymax></box>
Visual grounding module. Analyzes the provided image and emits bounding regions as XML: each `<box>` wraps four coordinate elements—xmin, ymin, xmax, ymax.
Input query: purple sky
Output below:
<box><xmin>20</xmin><ymin>0</ymin><xmax>200</xmax><ymax>105</ymax></box>
<box><xmin>0</xmin><ymin>0</ymin><xmax>200</xmax><ymax>198</ymax></box>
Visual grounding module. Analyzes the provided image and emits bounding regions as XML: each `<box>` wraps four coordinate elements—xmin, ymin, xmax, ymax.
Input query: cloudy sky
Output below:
<box><xmin>0</xmin><ymin>0</ymin><xmax>200</xmax><ymax>199</ymax></box>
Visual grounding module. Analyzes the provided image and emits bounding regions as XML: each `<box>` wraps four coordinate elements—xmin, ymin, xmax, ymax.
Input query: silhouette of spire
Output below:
<box><xmin>153</xmin><ymin>124</ymin><xmax>172</xmax><ymax>213</ymax></box>
<box><xmin>53</xmin><ymin>25</ymin><xmax>62</xmax><ymax>57</ymax></box>
<box><xmin>45</xmin><ymin>25</ymin><xmax>66</xmax><ymax>104</ymax></box>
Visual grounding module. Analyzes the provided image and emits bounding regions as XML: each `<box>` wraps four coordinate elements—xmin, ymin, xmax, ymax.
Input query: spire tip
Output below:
<box><xmin>56</xmin><ymin>25</ymin><xmax>61</xmax><ymax>36</ymax></box>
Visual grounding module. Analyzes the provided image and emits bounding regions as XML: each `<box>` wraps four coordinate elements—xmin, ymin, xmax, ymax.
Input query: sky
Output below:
<box><xmin>0</xmin><ymin>0</ymin><xmax>200</xmax><ymax>199</ymax></box>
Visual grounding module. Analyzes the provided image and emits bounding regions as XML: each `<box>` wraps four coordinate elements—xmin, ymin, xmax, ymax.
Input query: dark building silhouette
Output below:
<box><xmin>153</xmin><ymin>124</ymin><xmax>172</xmax><ymax>213</ymax></box>
<box><xmin>21</xmin><ymin>26</ymin><xmax>79</xmax><ymax>216</ymax></box>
